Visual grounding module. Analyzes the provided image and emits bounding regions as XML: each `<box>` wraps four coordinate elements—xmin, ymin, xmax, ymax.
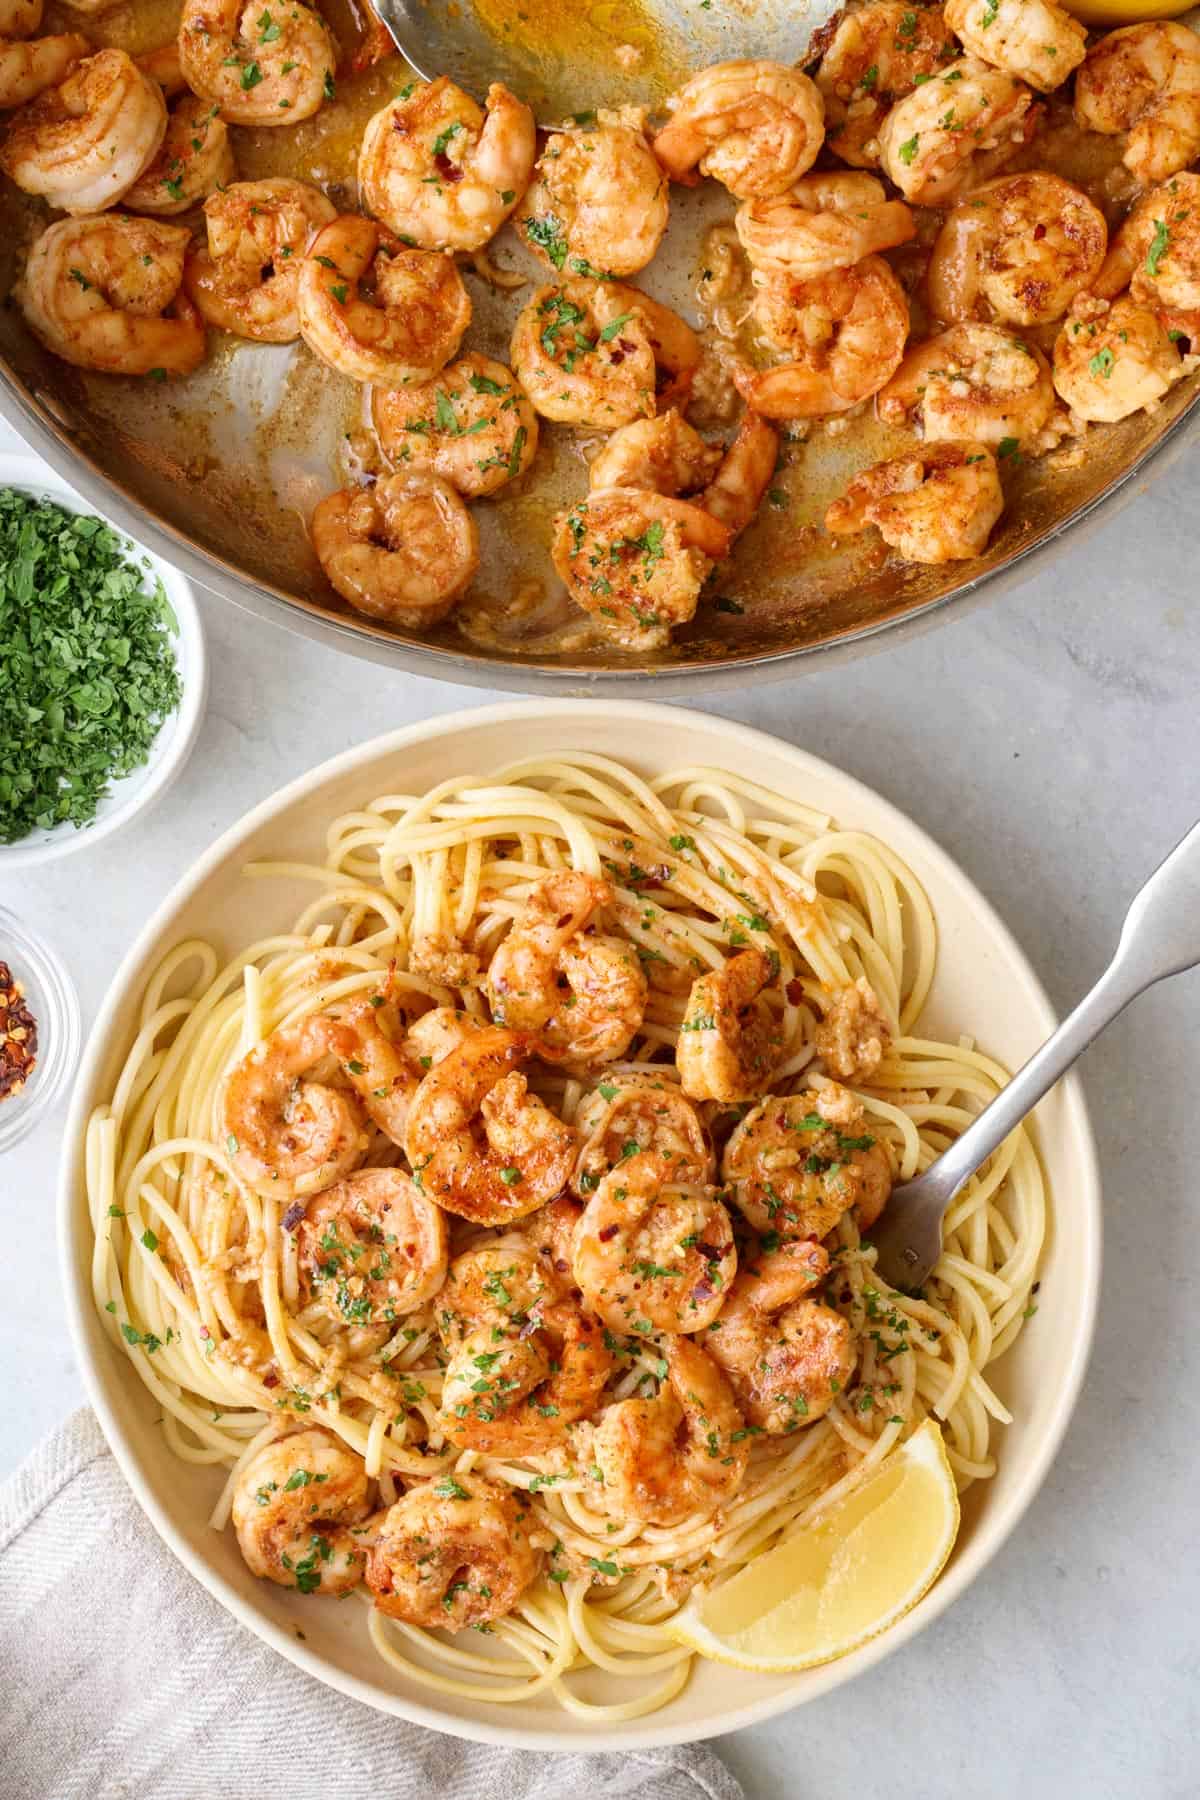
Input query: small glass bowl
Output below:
<box><xmin>0</xmin><ymin>905</ymin><xmax>81</xmax><ymax>1154</ymax></box>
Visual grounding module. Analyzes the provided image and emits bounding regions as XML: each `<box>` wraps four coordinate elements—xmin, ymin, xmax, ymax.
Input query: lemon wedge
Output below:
<box><xmin>668</xmin><ymin>1420</ymin><xmax>960</xmax><ymax>1672</ymax></box>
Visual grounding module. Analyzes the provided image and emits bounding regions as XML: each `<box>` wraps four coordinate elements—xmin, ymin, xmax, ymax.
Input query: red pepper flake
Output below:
<box><xmin>785</xmin><ymin>977</ymin><xmax>805</xmax><ymax>1004</ymax></box>
<box><xmin>281</xmin><ymin>1201</ymin><xmax>305</xmax><ymax>1232</ymax></box>
<box><xmin>262</xmin><ymin>1370</ymin><xmax>280</xmax><ymax>1388</ymax></box>
<box><xmin>0</xmin><ymin>961</ymin><xmax>38</xmax><ymax>1102</ymax></box>
<box><xmin>598</xmin><ymin>1223</ymin><xmax>620</xmax><ymax>1242</ymax></box>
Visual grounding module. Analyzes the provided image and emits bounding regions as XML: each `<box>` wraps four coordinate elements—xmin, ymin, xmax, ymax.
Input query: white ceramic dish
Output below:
<box><xmin>0</xmin><ymin>452</ymin><xmax>207</xmax><ymax>868</ymax></box>
<box><xmin>58</xmin><ymin>701</ymin><xmax>1102</xmax><ymax>1749</ymax></box>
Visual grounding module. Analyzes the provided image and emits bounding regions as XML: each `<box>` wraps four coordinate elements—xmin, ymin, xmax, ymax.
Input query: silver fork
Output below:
<box><xmin>872</xmin><ymin>817</ymin><xmax>1200</xmax><ymax>1292</ymax></box>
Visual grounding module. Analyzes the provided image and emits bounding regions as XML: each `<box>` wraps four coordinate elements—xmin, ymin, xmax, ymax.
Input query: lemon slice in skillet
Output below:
<box><xmin>668</xmin><ymin>1420</ymin><xmax>960</xmax><ymax>1672</ymax></box>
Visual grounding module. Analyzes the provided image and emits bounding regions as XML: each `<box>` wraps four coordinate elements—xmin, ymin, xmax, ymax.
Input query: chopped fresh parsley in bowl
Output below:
<box><xmin>0</xmin><ymin>455</ymin><xmax>206</xmax><ymax>864</ymax></box>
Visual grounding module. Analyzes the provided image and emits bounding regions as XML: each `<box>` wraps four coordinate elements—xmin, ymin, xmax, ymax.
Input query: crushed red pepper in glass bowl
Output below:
<box><xmin>0</xmin><ymin>907</ymin><xmax>80</xmax><ymax>1153</ymax></box>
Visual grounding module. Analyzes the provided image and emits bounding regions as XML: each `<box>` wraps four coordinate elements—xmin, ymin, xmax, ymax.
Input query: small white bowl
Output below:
<box><xmin>0</xmin><ymin>452</ymin><xmax>206</xmax><ymax>867</ymax></box>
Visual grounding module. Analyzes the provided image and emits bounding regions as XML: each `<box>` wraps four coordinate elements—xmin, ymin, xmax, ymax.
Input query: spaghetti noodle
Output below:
<box><xmin>86</xmin><ymin>752</ymin><xmax>1045</xmax><ymax>1720</ymax></box>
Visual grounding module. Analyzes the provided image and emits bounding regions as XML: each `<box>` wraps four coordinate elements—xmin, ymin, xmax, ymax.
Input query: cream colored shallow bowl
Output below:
<box><xmin>58</xmin><ymin>702</ymin><xmax>1102</xmax><ymax>1749</ymax></box>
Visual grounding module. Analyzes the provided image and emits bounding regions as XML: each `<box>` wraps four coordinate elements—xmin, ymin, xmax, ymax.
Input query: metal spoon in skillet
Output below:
<box><xmin>368</xmin><ymin>0</ymin><xmax>843</xmax><ymax>123</ymax></box>
<box><xmin>873</xmin><ymin>817</ymin><xmax>1200</xmax><ymax>1292</ymax></box>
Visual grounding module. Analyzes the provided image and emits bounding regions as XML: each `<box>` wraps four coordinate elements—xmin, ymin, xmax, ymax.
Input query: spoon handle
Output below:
<box><xmin>917</xmin><ymin>817</ymin><xmax>1200</xmax><ymax>1208</ymax></box>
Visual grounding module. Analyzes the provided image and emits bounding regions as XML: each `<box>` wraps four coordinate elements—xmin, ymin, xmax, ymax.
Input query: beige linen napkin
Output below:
<box><xmin>0</xmin><ymin>1410</ymin><xmax>744</xmax><ymax>1800</ymax></box>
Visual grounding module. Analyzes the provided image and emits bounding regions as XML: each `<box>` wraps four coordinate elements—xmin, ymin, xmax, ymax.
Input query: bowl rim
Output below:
<box><xmin>56</xmin><ymin>699</ymin><xmax>1103</xmax><ymax>1750</ymax></box>
<box><xmin>0</xmin><ymin>449</ymin><xmax>209</xmax><ymax>868</ymax></box>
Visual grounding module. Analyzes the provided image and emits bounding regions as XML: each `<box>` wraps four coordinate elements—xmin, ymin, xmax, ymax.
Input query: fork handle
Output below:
<box><xmin>917</xmin><ymin>817</ymin><xmax>1200</xmax><ymax>1208</ymax></box>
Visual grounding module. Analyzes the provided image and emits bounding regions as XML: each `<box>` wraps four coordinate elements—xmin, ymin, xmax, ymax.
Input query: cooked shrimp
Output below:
<box><xmin>404</xmin><ymin>1024</ymin><xmax>577</xmax><ymax>1225</ymax></box>
<box><xmin>878</xmin><ymin>322</ymin><xmax>1056</xmax><ymax>448</ymax></box>
<box><xmin>703</xmin><ymin>1255</ymin><xmax>857</xmax><ymax>1434</ymax></box>
<box><xmin>184</xmin><ymin>178</ymin><xmax>335</xmax><ymax>343</ymax></box>
<box><xmin>653</xmin><ymin>60</ymin><xmax>825</xmax><ymax>200</ymax></box>
<box><xmin>520</xmin><ymin>1193</ymin><xmax>584</xmax><ymax>1292</ymax></box>
<box><xmin>698</xmin><ymin>410</ymin><xmax>780</xmax><ymax>537</ymax></box>
<box><xmin>437</xmin><ymin>1244</ymin><xmax>554</xmax><ymax>1340</ymax></box>
<box><xmin>0</xmin><ymin>32</ymin><xmax>86</xmax><ymax>108</ymax></box>
<box><xmin>927</xmin><ymin>171</ymin><xmax>1108</xmax><ymax>328</ymax></box>
<box><xmin>551</xmin><ymin>486</ymin><xmax>730</xmax><ymax>649</ymax></box>
<box><xmin>878</xmin><ymin>59</ymin><xmax>1035</xmax><ymax>205</ymax></box>
<box><xmin>517</xmin><ymin>119</ymin><xmax>669</xmax><ymax>278</ymax></box>
<box><xmin>572</xmin><ymin>1070</ymin><xmax>713</xmax><ymax>1196</ymax></box>
<box><xmin>232</xmin><ymin>1428</ymin><xmax>375</xmax><ymax>1593</ymax></box>
<box><xmin>944</xmin><ymin>0</ymin><xmax>1085</xmax><ymax>93</ymax></box>
<box><xmin>328</xmin><ymin>992</ymin><xmax>431</xmax><ymax>1144</ymax></box>
<box><xmin>587</xmin><ymin>409</ymin><xmax>722</xmax><ymax>495</ymax></box>
<box><xmin>1074</xmin><ymin>22</ymin><xmax>1200</xmax><ymax>188</ymax></box>
<box><xmin>123</xmin><ymin>96</ymin><xmax>233</xmax><ymax>217</ymax></box>
<box><xmin>372</xmin><ymin>353</ymin><xmax>538</xmax><ymax>499</ymax></box>
<box><xmin>676</xmin><ymin>947</ymin><xmax>780</xmax><ymax>1103</ymax></box>
<box><xmin>591</xmin><ymin>1336</ymin><xmax>750</xmax><ymax>1525</ymax></box>
<box><xmin>16</xmin><ymin>214</ymin><xmax>206</xmax><ymax>377</ymax></box>
<box><xmin>358</xmin><ymin>76</ymin><xmax>535</xmax><ymax>254</ymax></box>
<box><xmin>1053</xmin><ymin>293</ymin><xmax>1183</xmax><ymax>422</ymax></box>
<box><xmin>736</xmin><ymin>174</ymin><xmax>915</xmax><ymax>280</ymax></box>
<box><xmin>486</xmin><ymin>872</ymin><xmax>647</xmax><ymax>1066</ymax></box>
<box><xmin>1095</xmin><ymin>172</ymin><xmax>1200</xmax><ymax>338</ymax></box>
<box><xmin>366</xmin><ymin>1474</ymin><xmax>541</xmax><ymax>1629</ymax></box>
<box><xmin>134</xmin><ymin>41</ymin><xmax>186</xmax><ymax>97</ymax></box>
<box><xmin>298</xmin><ymin>215</ymin><xmax>471</xmax><ymax>386</ymax></box>
<box><xmin>816</xmin><ymin>4</ymin><xmax>960</xmax><ymax>169</ymax></box>
<box><xmin>0</xmin><ymin>0</ymin><xmax>41</xmax><ymax>34</ymax></box>
<box><xmin>178</xmin><ymin>0</ymin><xmax>336</xmax><ymax>128</ymax></box>
<box><xmin>585</xmin><ymin>408</ymin><xmax>777</xmax><ymax>540</ymax></box>
<box><xmin>721</xmin><ymin>1084</ymin><xmax>893</xmax><ymax>1236</ymax></box>
<box><xmin>826</xmin><ymin>441</ymin><xmax>1004</xmax><ymax>563</ymax></box>
<box><xmin>738</xmin><ymin>256</ymin><xmax>910</xmax><ymax>419</ymax></box>
<box><xmin>814</xmin><ymin>978</ymin><xmax>892</xmax><ymax>1083</ymax></box>
<box><xmin>221</xmin><ymin>1012</ymin><xmax>365</xmax><ymax>1188</ymax></box>
<box><xmin>1</xmin><ymin>48</ymin><xmax>166</xmax><ymax>214</ymax></box>
<box><xmin>439</xmin><ymin>1301</ymin><xmax>612</xmax><ymax>1453</ymax></box>
<box><xmin>510</xmin><ymin>277</ymin><xmax>700</xmax><ymax>428</ymax></box>
<box><xmin>298</xmin><ymin>1167</ymin><xmax>447</xmax><ymax>1331</ymax></box>
<box><xmin>573</xmin><ymin>1151</ymin><xmax>736</xmax><ymax>1335</ymax></box>
<box><xmin>310</xmin><ymin>474</ymin><xmax>479</xmax><ymax>631</ymax></box>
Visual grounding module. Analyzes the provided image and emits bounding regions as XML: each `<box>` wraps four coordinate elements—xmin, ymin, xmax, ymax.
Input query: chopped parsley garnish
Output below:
<box><xmin>1146</xmin><ymin>218</ymin><xmax>1170</xmax><ymax>277</ymax></box>
<box><xmin>0</xmin><ymin>490</ymin><xmax>182</xmax><ymax>843</ymax></box>
<box><xmin>1088</xmin><ymin>348</ymin><xmax>1115</xmax><ymax>380</ymax></box>
<box><xmin>898</xmin><ymin>134</ymin><xmax>919</xmax><ymax>166</ymax></box>
<box><xmin>525</xmin><ymin>214</ymin><xmax>569</xmax><ymax>270</ymax></box>
<box><xmin>434</xmin><ymin>1476</ymin><xmax>470</xmax><ymax>1500</ymax></box>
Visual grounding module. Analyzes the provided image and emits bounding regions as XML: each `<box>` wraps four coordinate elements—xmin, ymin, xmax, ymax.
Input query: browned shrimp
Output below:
<box><xmin>572</xmin><ymin>1069</ymin><xmax>713</xmax><ymax>1196</ymax></box>
<box><xmin>721</xmin><ymin>1084</ymin><xmax>893</xmax><ymax>1236</ymax></box>
<box><xmin>927</xmin><ymin>172</ymin><xmax>1108</xmax><ymax>329</ymax></box>
<box><xmin>826</xmin><ymin>442</ymin><xmax>1004</xmax><ymax>563</ymax></box>
<box><xmin>676</xmin><ymin>948</ymin><xmax>781</xmax><ymax>1103</ymax></box>
<box><xmin>297</xmin><ymin>1167</ymin><xmax>448</xmax><ymax>1329</ymax></box>
<box><xmin>403</xmin><ymin>1025</ymin><xmax>578</xmax><ymax>1225</ymax></box>
<box><xmin>654</xmin><ymin>60</ymin><xmax>825</xmax><ymax>199</ymax></box>
<box><xmin>572</xmin><ymin>1150</ymin><xmax>736</xmax><ymax>1335</ymax></box>
<box><xmin>439</xmin><ymin>1299</ymin><xmax>612</xmax><ymax>1454</ymax></box>
<box><xmin>298</xmin><ymin>215</ymin><xmax>471</xmax><ymax>385</ymax></box>
<box><xmin>371</xmin><ymin>353</ymin><xmax>538</xmax><ymax>499</ymax></box>
<box><xmin>510</xmin><ymin>278</ymin><xmax>700</xmax><ymax>428</ymax></box>
<box><xmin>738</xmin><ymin>257</ymin><xmax>910</xmax><ymax>419</ymax></box>
<box><xmin>184</xmin><ymin>178</ymin><xmax>336</xmax><ymax>343</ymax></box>
<box><xmin>366</xmin><ymin>1474</ymin><xmax>541</xmax><ymax>1629</ymax></box>
<box><xmin>486</xmin><ymin>872</ymin><xmax>647</xmax><ymax>1066</ymax></box>
<box><xmin>231</xmin><ymin>1428</ymin><xmax>376</xmax><ymax>1593</ymax></box>
<box><xmin>591</xmin><ymin>1336</ymin><xmax>750</xmax><ymax>1525</ymax></box>
<box><xmin>551</xmin><ymin>486</ymin><xmax>731</xmax><ymax>650</ymax></box>
<box><xmin>816</xmin><ymin>4</ymin><xmax>960</xmax><ymax>169</ymax></box>
<box><xmin>310</xmin><ymin>474</ymin><xmax>479</xmax><ymax>631</ymax></box>
<box><xmin>703</xmin><ymin>1244</ymin><xmax>857</xmax><ymax>1433</ymax></box>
